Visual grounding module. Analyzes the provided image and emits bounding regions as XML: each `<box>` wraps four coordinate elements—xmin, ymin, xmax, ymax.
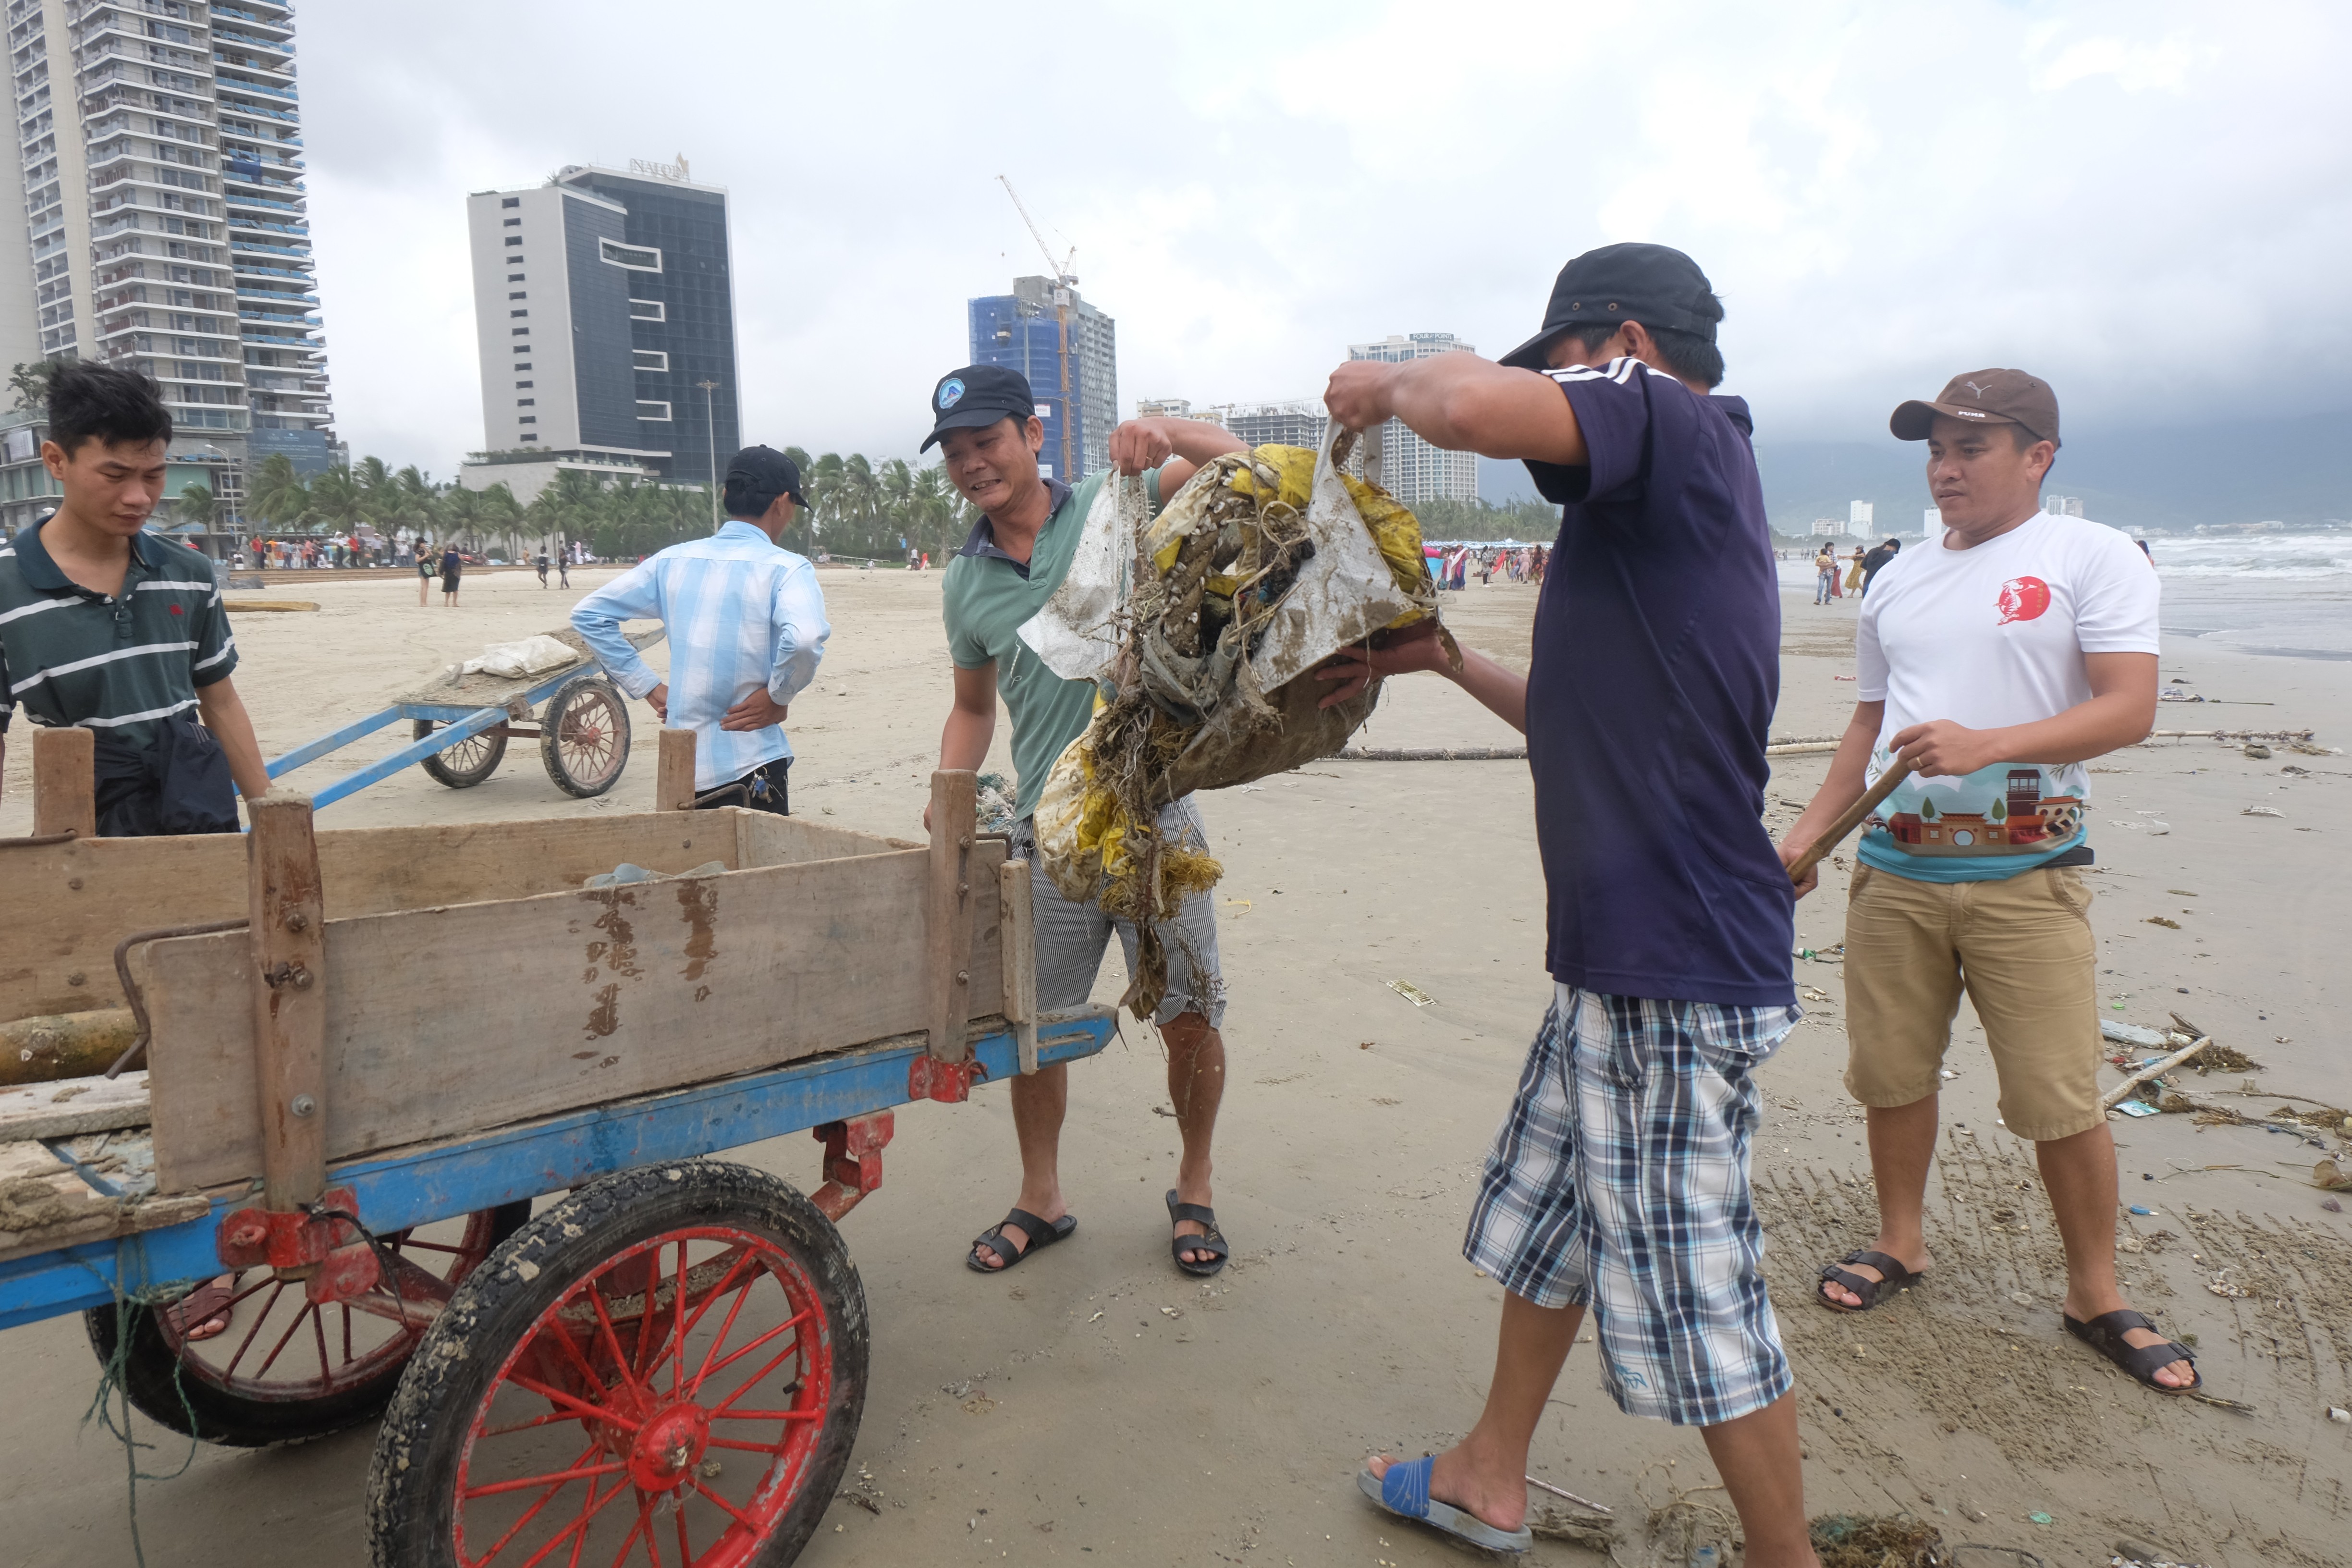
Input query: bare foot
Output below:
<box><xmin>1364</xmin><ymin>1446</ymin><xmax>1527</xmax><ymax>1534</ymax></box>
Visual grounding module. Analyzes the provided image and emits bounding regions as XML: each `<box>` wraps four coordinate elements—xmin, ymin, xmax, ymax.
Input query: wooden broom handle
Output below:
<box><xmin>1786</xmin><ymin>759</ymin><xmax>1913</xmax><ymax>884</ymax></box>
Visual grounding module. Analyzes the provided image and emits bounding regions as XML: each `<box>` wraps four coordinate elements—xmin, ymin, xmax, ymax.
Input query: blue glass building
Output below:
<box><xmin>967</xmin><ymin>277</ymin><xmax>1115</xmax><ymax>481</ymax></box>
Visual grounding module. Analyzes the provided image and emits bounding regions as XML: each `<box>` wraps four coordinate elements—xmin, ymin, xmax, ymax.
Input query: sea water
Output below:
<box><xmin>1778</xmin><ymin>532</ymin><xmax>2352</xmax><ymax>661</ymax></box>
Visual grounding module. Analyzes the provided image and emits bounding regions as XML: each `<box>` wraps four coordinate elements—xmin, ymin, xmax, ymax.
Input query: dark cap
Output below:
<box><xmin>920</xmin><ymin>364</ymin><xmax>1034</xmax><ymax>452</ymax></box>
<box><xmin>723</xmin><ymin>444</ymin><xmax>806</xmax><ymax>512</ymax></box>
<box><xmin>1891</xmin><ymin>370</ymin><xmax>2060</xmax><ymax>448</ymax></box>
<box><xmin>1498</xmin><ymin>243</ymin><xmax>1724</xmax><ymax>370</ymax></box>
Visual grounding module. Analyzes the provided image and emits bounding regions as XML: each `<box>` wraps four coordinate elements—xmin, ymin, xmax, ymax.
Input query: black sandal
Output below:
<box><xmin>1164</xmin><ymin>1189</ymin><xmax>1230</xmax><ymax>1277</ymax></box>
<box><xmin>1817</xmin><ymin>1249</ymin><xmax>1926</xmax><ymax>1312</ymax></box>
<box><xmin>966</xmin><ymin>1208</ymin><xmax>1075</xmax><ymax>1273</ymax></box>
<box><xmin>2064</xmin><ymin>1309</ymin><xmax>2201</xmax><ymax>1394</ymax></box>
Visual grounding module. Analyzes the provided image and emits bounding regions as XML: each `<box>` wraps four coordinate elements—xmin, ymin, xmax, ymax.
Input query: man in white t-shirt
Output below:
<box><xmin>1777</xmin><ymin>370</ymin><xmax>2196</xmax><ymax>1396</ymax></box>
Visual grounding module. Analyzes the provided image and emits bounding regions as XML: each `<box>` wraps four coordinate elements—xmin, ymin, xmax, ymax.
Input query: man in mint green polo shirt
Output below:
<box><xmin>926</xmin><ymin>363</ymin><xmax>1251</xmax><ymax>1279</ymax></box>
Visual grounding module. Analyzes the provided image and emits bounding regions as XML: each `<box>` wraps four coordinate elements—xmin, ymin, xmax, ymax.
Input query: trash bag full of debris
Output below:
<box><xmin>1026</xmin><ymin>422</ymin><xmax>1447</xmax><ymax>1014</ymax></box>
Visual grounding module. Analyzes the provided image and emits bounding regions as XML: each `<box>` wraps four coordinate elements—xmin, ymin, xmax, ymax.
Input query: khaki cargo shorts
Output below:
<box><xmin>1841</xmin><ymin>862</ymin><xmax>2104</xmax><ymax>1141</ymax></box>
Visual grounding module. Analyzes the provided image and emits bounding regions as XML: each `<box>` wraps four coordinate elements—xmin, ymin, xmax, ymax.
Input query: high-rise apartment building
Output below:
<box><xmin>969</xmin><ymin>275</ymin><xmax>1115</xmax><ymax>480</ymax></box>
<box><xmin>1345</xmin><ymin>334</ymin><xmax>1477</xmax><ymax>505</ymax></box>
<box><xmin>1223</xmin><ymin>398</ymin><xmax>1328</xmax><ymax>455</ymax></box>
<box><xmin>462</xmin><ymin>160</ymin><xmax>738</xmax><ymax>504</ymax></box>
<box><xmin>0</xmin><ymin>0</ymin><xmax>334</xmax><ymax>523</ymax></box>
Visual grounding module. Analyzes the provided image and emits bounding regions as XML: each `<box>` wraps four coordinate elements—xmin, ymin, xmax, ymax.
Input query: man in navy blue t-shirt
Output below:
<box><xmin>1320</xmin><ymin>245</ymin><xmax>1816</xmax><ymax>1565</ymax></box>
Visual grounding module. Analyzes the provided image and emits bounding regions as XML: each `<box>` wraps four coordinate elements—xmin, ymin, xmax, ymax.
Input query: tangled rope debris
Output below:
<box><xmin>1035</xmin><ymin>431</ymin><xmax>1446</xmax><ymax>1015</ymax></box>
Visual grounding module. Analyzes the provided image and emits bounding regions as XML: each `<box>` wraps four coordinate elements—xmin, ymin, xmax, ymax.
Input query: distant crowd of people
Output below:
<box><xmin>1428</xmin><ymin>543</ymin><xmax>1548</xmax><ymax>591</ymax></box>
<box><xmin>1800</xmin><ymin>537</ymin><xmax>1904</xmax><ymax>603</ymax></box>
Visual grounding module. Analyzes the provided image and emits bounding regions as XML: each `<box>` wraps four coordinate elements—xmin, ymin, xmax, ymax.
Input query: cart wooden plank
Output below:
<box><xmin>144</xmin><ymin>838</ymin><xmax>1010</xmax><ymax>1191</ymax></box>
<box><xmin>2</xmin><ymin>811</ymin><xmax>753</xmax><ymax>1021</ymax></box>
<box><xmin>0</xmin><ymin>1072</ymin><xmax>150</xmax><ymax>1140</ymax></box>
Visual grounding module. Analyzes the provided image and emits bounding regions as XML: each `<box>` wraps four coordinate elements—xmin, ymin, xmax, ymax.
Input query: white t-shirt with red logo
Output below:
<box><xmin>1854</xmin><ymin>510</ymin><xmax>2160</xmax><ymax>882</ymax></box>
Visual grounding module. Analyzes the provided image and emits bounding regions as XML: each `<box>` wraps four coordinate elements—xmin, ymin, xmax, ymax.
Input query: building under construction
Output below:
<box><xmin>968</xmin><ymin>276</ymin><xmax>1116</xmax><ymax>481</ymax></box>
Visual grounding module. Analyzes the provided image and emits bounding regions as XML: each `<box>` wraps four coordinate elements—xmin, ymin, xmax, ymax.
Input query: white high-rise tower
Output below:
<box><xmin>0</xmin><ymin>0</ymin><xmax>333</xmax><ymax>527</ymax></box>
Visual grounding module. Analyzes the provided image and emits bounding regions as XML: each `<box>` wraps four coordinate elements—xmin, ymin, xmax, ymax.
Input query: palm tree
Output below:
<box><xmin>175</xmin><ymin>481</ymin><xmax>215</xmax><ymax>530</ymax></box>
<box><xmin>246</xmin><ymin>453</ymin><xmax>309</xmax><ymax>529</ymax></box>
<box><xmin>475</xmin><ymin>483</ymin><xmax>524</xmax><ymax>559</ymax></box>
<box><xmin>305</xmin><ymin>465</ymin><xmax>369</xmax><ymax>535</ymax></box>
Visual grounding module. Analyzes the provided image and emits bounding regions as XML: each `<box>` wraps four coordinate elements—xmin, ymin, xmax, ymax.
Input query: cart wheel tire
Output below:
<box><xmin>85</xmin><ymin>1200</ymin><xmax>530</xmax><ymax>1448</ymax></box>
<box><xmin>416</xmin><ymin>718</ymin><xmax>509</xmax><ymax>788</ymax></box>
<box><xmin>366</xmin><ymin>1161</ymin><xmax>867</xmax><ymax>1568</ymax></box>
<box><xmin>540</xmin><ymin>675</ymin><xmax>631</xmax><ymax>798</ymax></box>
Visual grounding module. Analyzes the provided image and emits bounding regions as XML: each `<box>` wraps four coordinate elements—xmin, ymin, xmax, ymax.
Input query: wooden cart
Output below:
<box><xmin>262</xmin><ymin>625</ymin><xmax>664</xmax><ymax>808</ymax></box>
<box><xmin>0</xmin><ymin>729</ymin><xmax>1086</xmax><ymax>1567</ymax></box>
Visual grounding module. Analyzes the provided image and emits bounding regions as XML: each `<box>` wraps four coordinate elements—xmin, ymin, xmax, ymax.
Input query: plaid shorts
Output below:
<box><xmin>1464</xmin><ymin>984</ymin><xmax>1802</xmax><ymax>1426</ymax></box>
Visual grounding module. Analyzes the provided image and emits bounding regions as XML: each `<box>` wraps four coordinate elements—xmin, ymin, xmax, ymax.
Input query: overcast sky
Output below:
<box><xmin>298</xmin><ymin>0</ymin><xmax>2351</xmax><ymax>481</ymax></box>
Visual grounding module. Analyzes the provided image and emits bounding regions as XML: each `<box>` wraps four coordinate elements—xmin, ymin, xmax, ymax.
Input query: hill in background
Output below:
<box><xmin>1484</xmin><ymin>413</ymin><xmax>2352</xmax><ymax>535</ymax></box>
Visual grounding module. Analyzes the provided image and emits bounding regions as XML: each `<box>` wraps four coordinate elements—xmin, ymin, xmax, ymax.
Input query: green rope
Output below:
<box><xmin>81</xmin><ymin>1274</ymin><xmax>207</xmax><ymax>1568</ymax></box>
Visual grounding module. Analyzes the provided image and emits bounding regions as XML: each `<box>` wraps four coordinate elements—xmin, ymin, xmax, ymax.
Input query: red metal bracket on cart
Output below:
<box><xmin>809</xmin><ymin>1111</ymin><xmax>895</xmax><ymax>1221</ymax></box>
<box><xmin>217</xmin><ymin>1184</ymin><xmax>382</xmax><ymax>1302</ymax></box>
<box><xmin>906</xmin><ymin>1055</ymin><xmax>989</xmax><ymax>1104</ymax></box>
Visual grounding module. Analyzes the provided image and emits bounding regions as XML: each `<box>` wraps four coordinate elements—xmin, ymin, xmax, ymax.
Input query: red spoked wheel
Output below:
<box><xmin>540</xmin><ymin>674</ymin><xmax>631</xmax><ymax>798</ymax></box>
<box><xmin>86</xmin><ymin>1201</ymin><xmax>530</xmax><ymax>1446</ymax></box>
<box><xmin>367</xmin><ymin>1162</ymin><xmax>867</xmax><ymax>1568</ymax></box>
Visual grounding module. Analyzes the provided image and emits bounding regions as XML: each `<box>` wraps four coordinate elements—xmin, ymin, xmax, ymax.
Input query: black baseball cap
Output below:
<box><xmin>1498</xmin><ymin>243</ymin><xmax>1724</xmax><ymax>370</ymax></box>
<box><xmin>723</xmin><ymin>445</ymin><xmax>806</xmax><ymax>512</ymax></box>
<box><xmin>920</xmin><ymin>364</ymin><xmax>1034</xmax><ymax>452</ymax></box>
<box><xmin>1890</xmin><ymin>369</ymin><xmax>2061</xmax><ymax>448</ymax></box>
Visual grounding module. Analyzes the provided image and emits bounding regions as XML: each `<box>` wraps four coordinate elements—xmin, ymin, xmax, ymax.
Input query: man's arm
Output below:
<box><xmin>1108</xmin><ymin>416</ymin><xmax>1248</xmax><ymax>495</ymax></box>
<box><xmin>722</xmin><ymin>562</ymin><xmax>833</xmax><ymax>732</ymax></box>
<box><xmin>568</xmin><ymin>562</ymin><xmax>667</xmax><ymax>705</ymax></box>
<box><xmin>1779</xmin><ymin>653</ymin><xmax>2159</xmax><ymax>896</ymax></box>
<box><xmin>195</xmin><ymin>674</ymin><xmax>270</xmax><ymax>799</ymax></box>
<box><xmin>1313</xmin><ymin>621</ymin><xmax>1527</xmax><ymax>733</ymax></box>
<box><xmin>925</xmin><ymin>662</ymin><xmax>998</xmax><ymax>831</ymax></box>
<box><xmin>1778</xmin><ymin>700</ymin><xmax>1884</xmax><ymax>898</ymax></box>
<box><xmin>1888</xmin><ymin>652</ymin><xmax>2157</xmax><ymax>778</ymax></box>
<box><xmin>1323</xmin><ymin>350</ymin><xmax>1586</xmax><ymax>464</ymax></box>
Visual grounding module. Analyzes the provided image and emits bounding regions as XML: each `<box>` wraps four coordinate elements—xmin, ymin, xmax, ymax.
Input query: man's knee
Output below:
<box><xmin>1161</xmin><ymin>1011</ymin><xmax>1221</xmax><ymax>1052</ymax></box>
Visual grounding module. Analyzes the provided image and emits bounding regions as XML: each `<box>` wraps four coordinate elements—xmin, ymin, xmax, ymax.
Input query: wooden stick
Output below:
<box><xmin>926</xmin><ymin>771</ymin><xmax>978</xmax><ymax>1065</ymax></box>
<box><xmin>1785</xmin><ymin>760</ymin><xmax>1913</xmax><ymax>885</ymax></box>
<box><xmin>2101</xmin><ymin>1032</ymin><xmax>2213</xmax><ymax>1111</ymax></box>
<box><xmin>1001</xmin><ymin>858</ymin><xmax>1039</xmax><ymax>1074</ymax></box>
<box><xmin>31</xmin><ymin>726</ymin><xmax>95</xmax><ymax>839</ymax></box>
<box><xmin>1525</xmin><ymin>1475</ymin><xmax>1612</xmax><ymax>1515</ymax></box>
<box><xmin>655</xmin><ymin>727</ymin><xmax>697</xmax><ymax>811</ymax></box>
<box><xmin>247</xmin><ymin>792</ymin><xmax>328</xmax><ymax>1255</ymax></box>
<box><xmin>2144</xmin><ymin>728</ymin><xmax>2314</xmax><ymax>742</ymax></box>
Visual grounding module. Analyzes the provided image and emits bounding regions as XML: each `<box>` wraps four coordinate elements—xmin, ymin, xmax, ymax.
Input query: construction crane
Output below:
<box><xmin>997</xmin><ymin>174</ymin><xmax>1077</xmax><ymax>480</ymax></box>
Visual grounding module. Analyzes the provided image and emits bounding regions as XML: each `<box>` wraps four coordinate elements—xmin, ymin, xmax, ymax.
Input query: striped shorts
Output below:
<box><xmin>1463</xmin><ymin>984</ymin><xmax>1802</xmax><ymax>1426</ymax></box>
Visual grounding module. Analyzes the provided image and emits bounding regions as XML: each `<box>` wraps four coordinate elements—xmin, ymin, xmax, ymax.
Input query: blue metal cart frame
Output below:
<box><xmin>0</xmin><ymin>1015</ymin><xmax>1109</xmax><ymax>1332</ymax></box>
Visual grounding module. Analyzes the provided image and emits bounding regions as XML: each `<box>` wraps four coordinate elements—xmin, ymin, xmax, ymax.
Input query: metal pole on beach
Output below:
<box><xmin>697</xmin><ymin>377</ymin><xmax>722</xmax><ymax>532</ymax></box>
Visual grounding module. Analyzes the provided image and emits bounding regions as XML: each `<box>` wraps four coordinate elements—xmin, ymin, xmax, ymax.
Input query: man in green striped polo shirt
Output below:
<box><xmin>0</xmin><ymin>362</ymin><xmax>267</xmax><ymax>840</ymax></box>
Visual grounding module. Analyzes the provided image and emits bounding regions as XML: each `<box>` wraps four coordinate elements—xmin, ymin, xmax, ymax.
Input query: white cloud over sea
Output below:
<box><xmin>300</xmin><ymin>0</ymin><xmax>2352</xmax><ymax>475</ymax></box>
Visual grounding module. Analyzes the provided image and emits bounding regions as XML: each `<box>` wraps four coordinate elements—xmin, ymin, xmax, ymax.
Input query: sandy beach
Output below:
<box><xmin>3</xmin><ymin>565</ymin><xmax>2347</xmax><ymax>1567</ymax></box>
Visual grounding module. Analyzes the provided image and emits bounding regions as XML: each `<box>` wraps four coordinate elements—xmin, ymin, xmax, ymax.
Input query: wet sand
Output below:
<box><xmin>1</xmin><ymin>566</ymin><xmax>2346</xmax><ymax>1566</ymax></box>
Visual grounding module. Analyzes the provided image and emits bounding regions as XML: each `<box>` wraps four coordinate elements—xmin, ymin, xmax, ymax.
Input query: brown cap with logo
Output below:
<box><xmin>1890</xmin><ymin>368</ymin><xmax>2060</xmax><ymax>448</ymax></box>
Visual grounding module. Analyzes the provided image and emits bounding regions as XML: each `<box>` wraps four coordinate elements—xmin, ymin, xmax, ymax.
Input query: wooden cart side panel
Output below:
<box><xmin>147</xmin><ymin>840</ymin><xmax>1008</xmax><ymax>1192</ymax></box>
<box><xmin>733</xmin><ymin>810</ymin><xmax>917</xmax><ymax>869</ymax></box>
<box><xmin>0</xmin><ymin>809</ymin><xmax>865</xmax><ymax>1022</ymax></box>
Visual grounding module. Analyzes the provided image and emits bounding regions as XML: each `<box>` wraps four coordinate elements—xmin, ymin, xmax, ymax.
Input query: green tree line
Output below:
<box><xmin>201</xmin><ymin>450</ymin><xmax>978</xmax><ymax>564</ymax></box>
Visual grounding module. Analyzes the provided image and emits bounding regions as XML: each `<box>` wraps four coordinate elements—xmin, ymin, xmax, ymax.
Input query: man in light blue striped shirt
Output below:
<box><xmin>571</xmin><ymin>447</ymin><xmax>830</xmax><ymax>811</ymax></box>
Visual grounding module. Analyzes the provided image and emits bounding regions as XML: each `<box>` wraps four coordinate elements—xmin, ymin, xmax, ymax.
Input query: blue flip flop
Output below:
<box><xmin>1357</xmin><ymin>1455</ymin><xmax>1533</xmax><ymax>1554</ymax></box>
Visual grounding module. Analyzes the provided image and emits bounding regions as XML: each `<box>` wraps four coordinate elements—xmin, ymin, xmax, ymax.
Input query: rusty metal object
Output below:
<box><xmin>104</xmin><ymin>919</ymin><xmax>250</xmax><ymax>1078</ymax></box>
<box><xmin>809</xmin><ymin>1111</ymin><xmax>895</xmax><ymax>1221</ymax></box>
